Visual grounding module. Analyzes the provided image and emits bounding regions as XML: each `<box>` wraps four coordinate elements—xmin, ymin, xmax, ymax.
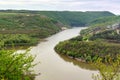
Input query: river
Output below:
<box><xmin>30</xmin><ymin>27</ymin><xmax>98</xmax><ymax>80</ymax></box>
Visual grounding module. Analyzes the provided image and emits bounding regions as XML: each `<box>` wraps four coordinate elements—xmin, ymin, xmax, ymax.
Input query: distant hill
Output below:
<box><xmin>0</xmin><ymin>10</ymin><xmax>115</xmax><ymax>26</ymax></box>
<box><xmin>80</xmin><ymin>16</ymin><xmax>120</xmax><ymax>35</ymax></box>
<box><xmin>0</xmin><ymin>12</ymin><xmax>63</xmax><ymax>35</ymax></box>
<box><xmin>38</xmin><ymin>11</ymin><xmax>115</xmax><ymax>26</ymax></box>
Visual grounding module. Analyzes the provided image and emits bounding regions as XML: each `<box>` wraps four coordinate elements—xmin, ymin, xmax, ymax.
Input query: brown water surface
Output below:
<box><xmin>31</xmin><ymin>27</ymin><xmax>98</xmax><ymax>80</ymax></box>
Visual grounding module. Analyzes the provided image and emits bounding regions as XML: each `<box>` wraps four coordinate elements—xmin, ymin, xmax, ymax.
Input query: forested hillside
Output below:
<box><xmin>0</xmin><ymin>12</ymin><xmax>63</xmax><ymax>47</ymax></box>
<box><xmin>0</xmin><ymin>10</ymin><xmax>115</xmax><ymax>26</ymax></box>
<box><xmin>80</xmin><ymin>16</ymin><xmax>120</xmax><ymax>35</ymax></box>
<box><xmin>0</xmin><ymin>12</ymin><xmax>61</xmax><ymax>32</ymax></box>
<box><xmin>39</xmin><ymin>11</ymin><xmax>115</xmax><ymax>26</ymax></box>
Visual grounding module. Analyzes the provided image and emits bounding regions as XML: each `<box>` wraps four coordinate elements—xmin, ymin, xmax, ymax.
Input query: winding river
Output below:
<box><xmin>30</xmin><ymin>27</ymin><xmax>98</xmax><ymax>80</ymax></box>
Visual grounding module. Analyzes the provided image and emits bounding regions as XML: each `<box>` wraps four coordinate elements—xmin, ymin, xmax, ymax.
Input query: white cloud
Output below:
<box><xmin>0</xmin><ymin>0</ymin><xmax>119</xmax><ymax>14</ymax></box>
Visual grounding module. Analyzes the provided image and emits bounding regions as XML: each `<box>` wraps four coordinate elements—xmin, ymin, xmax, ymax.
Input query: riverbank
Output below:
<box><xmin>55</xmin><ymin>39</ymin><xmax>120</xmax><ymax>63</ymax></box>
<box><xmin>0</xmin><ymin>28</ymin><xmax>63</xmax><ymax>49</ymax></box>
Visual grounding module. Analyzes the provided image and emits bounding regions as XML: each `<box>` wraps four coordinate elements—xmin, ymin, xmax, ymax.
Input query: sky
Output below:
<box><xmin>0</xmin><ymin>0</ymin><xmax>120</xmax><ymax>15</ymax></box>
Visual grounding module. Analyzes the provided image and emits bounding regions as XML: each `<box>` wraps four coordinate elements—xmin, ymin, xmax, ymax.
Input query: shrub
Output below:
<box><xmin>0</xmin><ymin>49</ymin><xmax>36</xmax><ymax>80</ymax></box>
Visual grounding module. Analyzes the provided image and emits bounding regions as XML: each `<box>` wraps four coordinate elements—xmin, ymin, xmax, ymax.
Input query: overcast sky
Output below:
<box><xmin>0</xmin><ymin>0</ymin><xmax>120</xmax><ymax>15</ymax></box>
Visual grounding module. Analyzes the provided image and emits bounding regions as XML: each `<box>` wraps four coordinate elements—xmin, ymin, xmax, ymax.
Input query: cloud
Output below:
<box><xmin>0</xmin><ymin>0</ymin><xmax>119</xmax><ymax>14</ymax></box>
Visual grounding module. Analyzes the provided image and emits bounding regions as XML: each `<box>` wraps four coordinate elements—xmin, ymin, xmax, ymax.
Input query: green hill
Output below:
<box><xmin>0</xmin><ymin>10</ymin><xmax>115</xmax><ymax>26</ymax></box>
<box><xmin>0</xmin><ymin>12</ymin><xmax>63</xmax><ymax>47</ymax></box>
<box><xmin>38</xmin><ymin>11</ymin><xmax>115</xmax><ymax>26</ymax></box>
<box><xmin>80</xmin><ymin>16</ymin><xmax>120</xmax><ymax>36</ymax></box>
<box><xmin>0</xmin><ymin>12</ymin><xmax>61</xmax><ymax>33</ymax></box>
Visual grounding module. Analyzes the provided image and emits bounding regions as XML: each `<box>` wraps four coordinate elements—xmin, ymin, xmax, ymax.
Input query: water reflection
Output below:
<box><xmin>58</xmin><ymin>54</ymin><xmax>97</xmax><ymax>71</ymax></box>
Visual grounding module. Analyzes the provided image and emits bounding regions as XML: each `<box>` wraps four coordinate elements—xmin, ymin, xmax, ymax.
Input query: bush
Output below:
<box><xmin>0</xmin><ymin>49</ymin><xmax>36</xmax><ymax>80</ymax></box>
<box><xmin>92</xmin><ymin>55</ymin><xmax>120</xmax><ymax>80</ymax></box>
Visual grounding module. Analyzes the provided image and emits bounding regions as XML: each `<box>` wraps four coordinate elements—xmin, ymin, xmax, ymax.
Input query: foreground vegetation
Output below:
<box><xmin>92</xmin><ymin>55</ymin><xmax>120</xmax><ymax>80</ymax></box>
<box><xmin>0</xmin><ymin>49</ymin><xmax>36</xmax><ymax>80</ymax></box>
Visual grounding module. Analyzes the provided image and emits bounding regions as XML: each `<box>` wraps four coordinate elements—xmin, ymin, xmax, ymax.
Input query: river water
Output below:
<box><xmin>30</xmin><ymin>27</ymin><xmax>98</xmax><ymax>80</ymax></box>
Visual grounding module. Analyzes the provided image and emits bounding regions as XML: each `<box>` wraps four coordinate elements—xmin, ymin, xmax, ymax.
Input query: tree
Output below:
<box><xmin>92</xmin><ymin>55</ymin><xmax>120</xmax><ymax>80</ymax></box>
<box><xmin>0</xmin><ymin>49</ymin><xmax>37</xmax><ymax>80</ymax></box>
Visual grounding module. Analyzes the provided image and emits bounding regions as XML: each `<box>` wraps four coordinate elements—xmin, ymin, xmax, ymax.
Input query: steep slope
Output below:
<box><xmin>0</xmin><ymin>12</ymin><xmax>63</xmax><ymax>47</ymax></box>
<box><xmin>80</xmin><ymin>16</ymin><xmax>120</xmax><ymax>35</ymax></box>
<box><xmin>0</xmin><ymin>12</ymin><xmax>62</xmax><ymax>34</ymax></box>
